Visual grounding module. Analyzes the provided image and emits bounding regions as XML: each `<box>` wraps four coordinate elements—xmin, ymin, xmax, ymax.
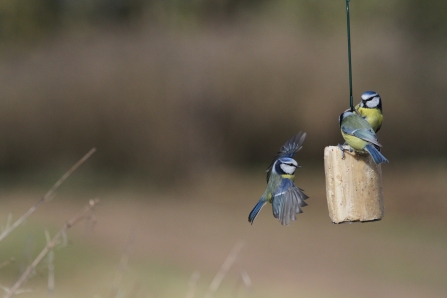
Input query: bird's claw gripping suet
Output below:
<box><xmin>337</xmin><ymin>143</ymin><xmax>352</xmax><ymax>159</ymax></box>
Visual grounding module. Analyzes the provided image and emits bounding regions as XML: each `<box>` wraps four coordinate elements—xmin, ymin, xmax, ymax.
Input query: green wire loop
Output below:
<box><xmin>346</xmin><ymin>0</ymin><xmax>354</xmax><ymax>111</ymax></box>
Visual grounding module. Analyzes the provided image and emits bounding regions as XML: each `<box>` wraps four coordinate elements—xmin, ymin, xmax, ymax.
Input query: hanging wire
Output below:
<box><xmin>346</xmin><ymin>0</ymin><xmax>354</xmax><ymax>111</ymax></box>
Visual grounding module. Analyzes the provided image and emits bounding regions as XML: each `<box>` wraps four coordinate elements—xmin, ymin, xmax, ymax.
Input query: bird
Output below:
<box><xmin>338</xmin><ymin>109</ymin><xmax>388</xmax><ymax>165</ymax></box>
<box><xmin>355</xmin><ymin>90</ymin><xmax>383</xmax><ymax>133</ymax></box>
<box><xmin>248</xmin><ymin>132</ymin><xmax>309</xmax><ymax>226</ymax></box>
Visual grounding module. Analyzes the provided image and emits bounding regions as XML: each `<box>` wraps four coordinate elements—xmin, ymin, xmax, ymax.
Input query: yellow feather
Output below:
<box><xmin>281</xmin><ymin>174</ymin><xmax>295</xmax><ymax>180</ymax></box>
<box><xmin>357</xmin><ymin>107</ymin><xmax>383</xmax><ymax>132</ymax></box>
<box><xmin>341</xmin><ymin>129</ymin><xmax>368</xmax><ymax>151</ymax></box>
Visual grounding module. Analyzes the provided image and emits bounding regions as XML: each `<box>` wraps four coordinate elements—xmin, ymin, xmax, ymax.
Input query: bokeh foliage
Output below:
<box><xmin>0</xmin><ymin>0</ymin><xmax>446</xmax><ymax>180</ymax></box>
<box><xmin>2</xmin><ymin>0</ymin><xmax>447</xmax><ymax>39</ymax></box>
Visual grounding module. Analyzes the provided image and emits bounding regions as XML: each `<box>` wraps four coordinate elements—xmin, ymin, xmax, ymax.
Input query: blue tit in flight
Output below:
<box><xmin>355</xmin><ymin>91</ymin><xmax>383</xmax><ymax>133</ymax></box>
<box><xmin>338</xmin><ymin>110</ymin><xmax>388</xmax><ymax>165</ymax></box>
<box><xmin>248</xmin><ymin>132</ymin><xmax>309</xmax><ymax>226</ymax></box>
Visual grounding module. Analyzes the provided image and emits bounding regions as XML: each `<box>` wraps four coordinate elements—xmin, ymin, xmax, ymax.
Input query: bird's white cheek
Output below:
<box><xmin>280</xmin><ymin>164</ymin><xmax>296</xmax><ymax>175</ymax></box>
<box><xmin>367</xmin><ymin>97</ymin><xmax>380</xmax><ymax>108</ymax></box>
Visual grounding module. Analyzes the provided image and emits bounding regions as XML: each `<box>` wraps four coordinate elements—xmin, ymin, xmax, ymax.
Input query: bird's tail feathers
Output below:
<box><xmin>365</xmin><ymin>144</ymin><xmax>389</xmax><ymax>164</ymax></box>
<box><xmin>248</xmin><ymin>199</ymin><xmax>267</xmax><ymax>225</ymax></box>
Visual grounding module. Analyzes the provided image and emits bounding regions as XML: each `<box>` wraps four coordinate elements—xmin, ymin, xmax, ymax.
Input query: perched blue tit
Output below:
<box><xmin>355</xmin><ymin>91</ymin><xmax>383</xmax><ymax>133</ymax></box>
<box><xmin>248</xmin><ymin>132</ymin><xmax>309</xmax><ymax>226</ymax></box>
<box><xmin>339</xmin><ymin>110</ymin><xmax>388</xmax><ymax>165</ymax></box>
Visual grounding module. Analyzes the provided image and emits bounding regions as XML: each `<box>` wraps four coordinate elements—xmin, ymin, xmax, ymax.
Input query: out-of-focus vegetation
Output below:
<box><xmin>2</xmin><ymin>1</ymin><xmax>447</xmax><ymax>40</ymax></box>
<box><xmin>0</xmin><ymin>0</ymin><xmax>447</xmax><ymax>180</ymax></box>
<box><xmin>1</xmin><ymin>3</ymin><xmax>447</xmax><ymax>296</ymax></box>
<box><xmin>1</xmin><ymin>164</ymin><xmax>447</xmax><ymax>297</ymax></box>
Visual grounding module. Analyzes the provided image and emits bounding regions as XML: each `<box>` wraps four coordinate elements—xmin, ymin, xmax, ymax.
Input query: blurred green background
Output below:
<box><xmin>1</xmin><ymin>1</ymin><xmax>447</xmax><ymax>297</ymax></box>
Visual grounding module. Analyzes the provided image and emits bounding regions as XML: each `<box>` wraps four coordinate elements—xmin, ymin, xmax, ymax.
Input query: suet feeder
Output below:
<box><xmin>323</xmin><ymin>0</ymin><xmax>385</xmax><ymax>224</ymax></box>
<box><xmin>324</xmin><ymin>146</ymin><xmax>384</xmax><ymax>223</ymax></box>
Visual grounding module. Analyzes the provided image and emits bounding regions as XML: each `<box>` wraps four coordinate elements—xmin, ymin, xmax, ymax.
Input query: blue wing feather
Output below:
<box><xmin>341</xmin><ymin>125</ymin><xmax>382</xmax><ymax>147</ymax></box>
<box><xmin>266</xmin><ymin>132</ymin><xmax>306</xmax><ymax>182</ymax></box>
<box><xmin>272</xmin><ymin>179</ymin><xmax>309</xmax><ymax>225</ymax></box>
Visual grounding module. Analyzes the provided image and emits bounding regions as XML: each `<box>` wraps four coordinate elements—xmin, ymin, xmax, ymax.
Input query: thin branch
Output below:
<box><xmin>240</xmin><ymin>271</ymin><xmax>252</xmax><ymax>293</ymax></box>
<box><xmin>3</xmin><ymin>199</ymin><xmax>99</xmax><ymax>298</ymax></box>
<box><xmin>0</xmin><ymin>148</ymin><xmax>96</xmax><ymax>243</ymax></box>
<box><xmin>204</xmin><ymin>240</ymin><xmax>244</xmax><ymax>298</ymax></box>
<box><xmin>45</xmin><ymin>230</ymin><xmax>55</xmax><ymax>297</ymax></box>
<box><xmin>42</xmin><ymin>148</ymin><xmax>97</xmax><ymax>202</ymax></box>
<box><xmin>109</xmin><ymin>232</ymin><xmax>135</xmax><ymax>298</ymax></box>
<box><xmin>185</xmin><ymin>270</ymin><xmax>200</xmax><ymax>298</ymax></box>
<box><xmin>0</xmin><ymin>286</ymin><xmax>32</xmax><ymax>296</ymax></box>
<box><xmin>231</xmin><ymin>270</ymin><xmax>252</xmax><ymax>298</ymax></box>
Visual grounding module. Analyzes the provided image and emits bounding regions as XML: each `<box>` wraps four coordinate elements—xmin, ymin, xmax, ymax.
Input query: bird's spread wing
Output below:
<box><xmin>266</xmin><ymin>132</ymin><xmax>306</xmax><ymax>182</ymax></box>
<box><xmin>272</xmin><ymin>179</ymin><xmax>309</xmax><ymax>225</ymax></box>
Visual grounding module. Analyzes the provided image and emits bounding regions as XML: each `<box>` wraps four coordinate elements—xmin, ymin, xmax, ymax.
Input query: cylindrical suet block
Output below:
<box><xmin>324</xmin><ymin>146</ymin><xmax>384</xmax><ymax>224</ymax></box>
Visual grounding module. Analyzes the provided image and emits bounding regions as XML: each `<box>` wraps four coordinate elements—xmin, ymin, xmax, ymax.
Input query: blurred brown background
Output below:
<box><xmin>1</xmin><ymin>1</ymin><xmax>447</xmax><ymax>297</ymax></box>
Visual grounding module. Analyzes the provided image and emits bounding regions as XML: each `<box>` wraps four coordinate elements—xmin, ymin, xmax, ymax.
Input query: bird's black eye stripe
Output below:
<box><xmin>365</xmin><ymin>95</ymin><xmax>378</xmax><ymax>101</ymax></box>
<box><xmin>284</xmin><ymin>163</ymin><xmax>296</xmax><ymax>167</ymax></box>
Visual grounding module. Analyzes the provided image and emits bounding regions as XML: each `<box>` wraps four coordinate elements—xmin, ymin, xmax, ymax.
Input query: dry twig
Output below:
<box><xmin>3</xmin><ymin>199</ymin><xmax>99</xmax><ymax>298</ymax></box>
<box><xmin>185</xmin><ymin>270</ymin><xmax>200</xmax><ymax>298</ymax></box>
<box><xmin>44</xmin><ymin>230</ymin><xmax>55</xmax><ymax>297</ymax></box>
<box><xmin>0</xmin><ymin>148</ymin><xmax>96</xmax><ymax>243</ymax></box>
<box><xmin>231</xmin><ymin>270</ymin><xmax>252</xmax><ymax>298</ymax></box>
<box><xmin>110</xmin><ymin>232</ymin><xmax>135</xmax><ymax>298</ymax></box>
<box><xmin>204</xmin><ymin>240</ymin><xmax>244</xmax><ymax>298</ymax></box>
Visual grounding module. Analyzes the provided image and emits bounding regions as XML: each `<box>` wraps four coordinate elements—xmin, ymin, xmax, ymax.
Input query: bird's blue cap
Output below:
<box><xmin>361</xmin><ymin>90</ymin><xmax>379</xmax><ymax>100</ymax></box>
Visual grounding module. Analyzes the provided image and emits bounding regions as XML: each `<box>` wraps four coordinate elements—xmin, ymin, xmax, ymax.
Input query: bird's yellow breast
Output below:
<box><xmin>281</xmin><ymin>174</ymin><xmax>295</xmax><ymax>180</ymax></box>
<box><xmin>358</xmin><ymin>107</ymin><xmax>383</xmax><ymax>132</ymax></box>
<box><xmin>341</xmin><ymin>129</ymin><xmax>368</xmax><ymax>151</ymax></box>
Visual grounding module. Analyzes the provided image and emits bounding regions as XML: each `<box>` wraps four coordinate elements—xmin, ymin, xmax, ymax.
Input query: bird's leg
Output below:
<box><xmin>337</xmin><ymin>143</ymin><xmax>353</xmax><ymax>159</ymax></box>
<box><xmin>337</xmin><ymin>144</ymin><xmax>346</xmax><ymax>159</ymax></box>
